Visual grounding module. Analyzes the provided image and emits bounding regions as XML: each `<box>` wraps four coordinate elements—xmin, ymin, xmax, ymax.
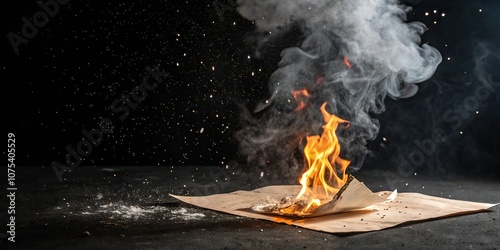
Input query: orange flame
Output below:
<box><xmin>343</xmin><ymin>56</ymin><xmax>351</xmax><ymax>69</ymax></box>
<box><xmin>291</xmin><ymin>89</ymin><xmax>310</xmax><ymax>112</ymax></box>
<box><xmin>292</xmin><ymin>89</ymin><xmax>310</xmax><ymax>98</ymax></box>
<box><xmin>296</xmin><ymin>102</ymin><xmax>350</xmax><ymax>214</ymax></box>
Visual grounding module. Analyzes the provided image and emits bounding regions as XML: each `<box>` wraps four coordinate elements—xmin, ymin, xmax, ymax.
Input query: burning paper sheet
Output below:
<box><xmin>170</xmin><ymin>186</ymin><xmax>497</xmax><ymax>234</ymax></box>
<box><xmin>251</xmin><ymin>175</ymin><xmax>396</xmax><ymax>217</ymax></box>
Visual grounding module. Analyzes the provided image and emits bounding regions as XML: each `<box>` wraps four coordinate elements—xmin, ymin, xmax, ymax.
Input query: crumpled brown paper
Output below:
<box><xmin>170</xmin><ymin>184</ymin><xmax>497</xmax><ymax>233</ymax></box>
<box><xmin>251</xmin><ymin>176</ymin><xmax>397</xmax><ymax>217</ymax></box>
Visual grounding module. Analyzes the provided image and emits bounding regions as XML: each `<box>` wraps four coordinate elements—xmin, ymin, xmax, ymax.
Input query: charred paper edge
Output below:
<box><xmin>251</xmin><ymin>175</ymin><xmax>356</xmax><ymax>217</ymax></box>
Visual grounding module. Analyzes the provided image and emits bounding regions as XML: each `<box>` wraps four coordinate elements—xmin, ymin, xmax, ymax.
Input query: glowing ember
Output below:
<box><xmin>291</xmin><ymin>89</ymin><xmax>310</xmax><ymax>112</ymax></box>
<box><xmin>343</xmin><ymin>56</ymin><xmax>352</xmax><ymax>69</ymax></box>
<box><xmin>295</xmin><ymin>102</ymin><xmax>350</xmax><ymax>215</ymax></box>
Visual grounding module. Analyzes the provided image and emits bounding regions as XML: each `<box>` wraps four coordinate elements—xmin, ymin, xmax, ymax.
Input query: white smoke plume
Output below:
<box><xmin>235</xmin><ymin>0</ymin><xmax>442</xmax><ymax>178</ymax></box>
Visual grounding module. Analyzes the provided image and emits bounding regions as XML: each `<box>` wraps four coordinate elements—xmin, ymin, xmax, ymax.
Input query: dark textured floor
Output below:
<box><xmin>1</xmin><ymin>166</ymin><xmax>499</xmax><ymax>249</ymax></box>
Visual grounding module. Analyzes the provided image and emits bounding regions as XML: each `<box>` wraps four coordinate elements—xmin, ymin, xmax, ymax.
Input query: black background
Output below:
<box><xmin>3</xmin><ymin>0</ymin><xmax>499</xmax><ymax>179</ymax></box>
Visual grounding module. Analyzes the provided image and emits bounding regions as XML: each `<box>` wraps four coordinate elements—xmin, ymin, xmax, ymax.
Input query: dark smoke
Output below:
<box><xmin>235</xmin><ymin>0</ymin><xmax>442</xmax><ymax>179</ymax></box>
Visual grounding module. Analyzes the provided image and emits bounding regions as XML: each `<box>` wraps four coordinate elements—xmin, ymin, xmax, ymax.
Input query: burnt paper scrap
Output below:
<box><xmin>251</xmin><ymin>176</ymin><xmax>397</xmax><ymax>217</ymax></box>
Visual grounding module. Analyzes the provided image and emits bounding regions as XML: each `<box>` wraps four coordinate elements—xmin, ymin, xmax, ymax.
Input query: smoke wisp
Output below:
<box><xmin>235</xmin><ymin>0</ymin><xmax>442</xmax><ymax>179</ymax></box>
